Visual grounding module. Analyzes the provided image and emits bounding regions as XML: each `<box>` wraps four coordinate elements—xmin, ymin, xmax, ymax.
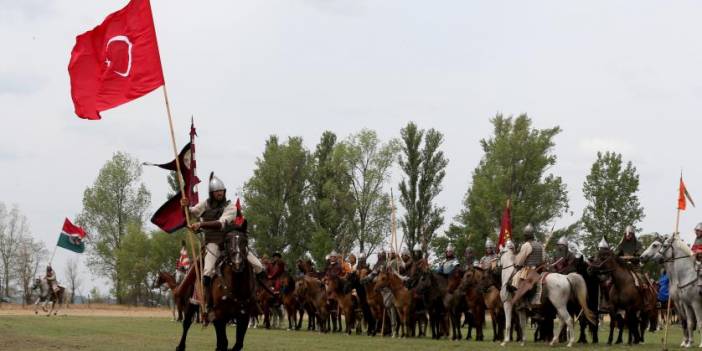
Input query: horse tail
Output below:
<box><xmin>567</xmin><ymin>273</ymin><xmax>596</xmax><ymax>325</ymax></box>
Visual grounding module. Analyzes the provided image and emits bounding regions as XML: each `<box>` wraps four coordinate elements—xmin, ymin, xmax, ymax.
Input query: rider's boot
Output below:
<box><xmin>203</xmin><ymin>276</ymin><xmax>214</xmax><ymax>324</ymax></box>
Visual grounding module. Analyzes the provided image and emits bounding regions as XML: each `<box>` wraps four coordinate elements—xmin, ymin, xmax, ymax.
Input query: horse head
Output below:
<box><xmin>640</xmin><ymin>234</ymin><xmax>667</xmax><ymax>263</ymax></box>
<box><xmin>225</xmin><ymin>231</ymin><xmax>248</xmax><ymax>273</ymax></box>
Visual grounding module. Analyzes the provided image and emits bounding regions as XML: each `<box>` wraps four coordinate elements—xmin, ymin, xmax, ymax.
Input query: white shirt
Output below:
<box><xmin>189</xmin><ymin>200</ymin><xmax>237</xmax><ymax>229</ymax></box>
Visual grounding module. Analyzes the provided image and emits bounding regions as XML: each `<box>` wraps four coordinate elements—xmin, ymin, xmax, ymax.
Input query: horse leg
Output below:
<box><xmin>501</xmin><ymin>301</ymin><xmax>512</xmax><ymax>346</ymax></box>
<box><xmin>551</xmin><ymin>305</ymin><xmax>573</xmax><ymax>347</ymax></box>
<box><xmin>518</xmin><ymin>309</ymin><xmax>528</xmax><ymax>346</ymax></box>
<box><xmin>231</xmin><ymin>313</ymin><xmax>249</xmax><ymax>351</ymax></box>
<box><xmin>213</xmin><ymin>319</ymin><xmax>228</xmax><ymax>351</ymax></box>
<box><xmin>176</xmin><ymin>304</ymin><xmax>196</xmax><ymax>351</ymax></box>
<box><xmin>616</xmin><ymin>314</ymin><xmax>624</xmax><ymax>344</ymax></box>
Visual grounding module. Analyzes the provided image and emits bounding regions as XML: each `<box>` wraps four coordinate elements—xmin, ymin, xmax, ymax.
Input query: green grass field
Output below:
<box><xmin>0</xmin><ymin>315</ymin><xmax>687</xmax><ymax>351</ymax></box>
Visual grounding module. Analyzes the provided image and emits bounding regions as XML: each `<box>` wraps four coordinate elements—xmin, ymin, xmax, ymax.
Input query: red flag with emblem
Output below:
<box><xmin>497</xmin><ymin>199</ymin><xmax>512</xmax><ymax>250</ymax></box>
<box><xmin>68</xmin><ymin>0</ymin><xmax>164</xmax><ymax>120</ymax></box>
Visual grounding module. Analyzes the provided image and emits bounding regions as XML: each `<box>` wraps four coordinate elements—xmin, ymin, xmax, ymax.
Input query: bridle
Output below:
<box><xmin>658</xmin><ymin>237</ymin><xmax>691</xmax><ymax>263</ymax></box>
<box><xmin>226</xmin><ymin>232</ymin><xmax>248</xmax><ymax>273</ymax></box>
<box><xmin>657</xmin><ymin>236</ymin><xmax>697</xmax><ymax>289</ymax></box>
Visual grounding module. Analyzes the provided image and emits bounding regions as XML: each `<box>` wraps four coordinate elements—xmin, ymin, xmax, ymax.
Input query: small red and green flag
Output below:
<box><xmin>678</xmin><ymin>174</ymin><xmax>695</xmax><ymax>211</ymax></box>
<box><xmin>57</xmin><ymin>218</ymin><xmax>87</xmax><ymax>253</ymax></box>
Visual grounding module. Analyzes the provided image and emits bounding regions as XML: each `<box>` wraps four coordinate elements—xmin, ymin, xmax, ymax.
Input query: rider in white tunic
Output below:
<box><xmin>184</xmin><ymin>173</ymin><xmax>263</xmax><ymax>315</ymax></box>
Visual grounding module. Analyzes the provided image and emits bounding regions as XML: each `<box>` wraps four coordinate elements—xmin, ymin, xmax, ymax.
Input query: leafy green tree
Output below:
<box><xmin>309</xmin><ymin>132</ymin><xmax>354</xmax><ymax>264</ymax></box>
<box><xmin>115</xmin><ymin>225</ymin><xmax>151</xmax><ymax>305</ymax></box>
<box><xmin>346</xmin><ymin>130</ymin><xmax>398</xmax><ymax>254</ymax></box>
<box><xmin>78</xmin><ymin>152</ymin><xmax>150</xmax><ymax>303</ymax></box>
<box><xmin>581</xmin><ymin>151</ymin><xmax>644</xmax><ymax>254</ymax></box>
<box><xmin>244</xmin><ymin>136</ymin><xmax>312</xmax><ymax>266</ymax></box>
<box><xmin>451</xmin><ymin>114</ymin><xmax>569</xmax><ymax>255</ymax></box>
<box><xmin>398</xmin><ymin>122</ymin><xmax>448</xmax><ymax>254</ymax></box>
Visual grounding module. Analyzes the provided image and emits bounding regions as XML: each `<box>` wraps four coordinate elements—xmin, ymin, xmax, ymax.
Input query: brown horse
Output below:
<box><xmin>375</xmin><ymin>269</ymin><xmax>412</xmax><ymax>338</ymax></box>
<box><xmin>462</xmin><ymin>267</ymin><xmax>487</xmax><ymax>341</ymax></box>
<box><xmin>296</xmin><ymin>275</ymin><xmax>330</xmax><ymax>332</ymax></box>
<box><xmin>324</xmin><ymin>275</ymin><xmax>356</xmax><ymax>334</ymax></box>
<box><xmin>589</xmin><ymin>250</ymin><xmax>656</xmax><ymax>345</ymax></box>
<box><xmin>359</xmin><ymin>268</ymin><xmax>384</xmax><ymax>335</ymax></box>
<box><xmin>280</xmin><ymin>271</ymin><xmax>304</xmax><ymax>330</ymax></box>
<box><xmin>175</xmin><ymin>232</ymin><xmax>255</xmax><ymax>351</ymax></box>
<box><xmin>154</xmin><ymin>271</ymin><xmax>187</xmax><ymax>322</ymax></box>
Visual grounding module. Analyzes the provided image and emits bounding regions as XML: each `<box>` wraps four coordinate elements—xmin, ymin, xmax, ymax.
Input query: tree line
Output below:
<box><xmin>73</xmin><ymin>113</ymin><xmax>645</xmax><ymax>304</ymax></box>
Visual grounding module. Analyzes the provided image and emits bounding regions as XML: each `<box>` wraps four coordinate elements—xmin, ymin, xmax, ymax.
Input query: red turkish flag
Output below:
<box><xmin>68</xmin><ymin>0</ymin><xmax>164</xmax><ymax>120</ymax></box>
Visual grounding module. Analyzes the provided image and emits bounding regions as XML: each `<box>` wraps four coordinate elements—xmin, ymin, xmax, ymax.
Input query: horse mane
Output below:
<box><xmin>672</xmin><ymin>235</ymin><xmax>693</xmax><ymax>256</ymax></box>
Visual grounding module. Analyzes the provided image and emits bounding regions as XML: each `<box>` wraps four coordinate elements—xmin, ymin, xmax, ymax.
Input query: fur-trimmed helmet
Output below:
<box><xmin>557</xmin><ymin>236</ymin><xmax>568</xmax><ymax>246</ymax></box>
<box><xmin>401</xmin><ymin>247</ymin><xmax>410</xmax><ymax>256</ymax></box>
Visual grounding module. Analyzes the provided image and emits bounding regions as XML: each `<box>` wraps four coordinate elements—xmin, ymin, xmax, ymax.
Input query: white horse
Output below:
<box><xmin>641</xmin><ymin>234</ymin><xmax>702</xmax><ymax>348</ymax></box>
<box><xmin>499</xmin><ymin>243</ymin><xmax>595</xmax><ymax>347</ymax></box>
<box><xmin>31</xmin><ymin>277</ymin><xmax>64</xmax><ymax>317</ymax></box>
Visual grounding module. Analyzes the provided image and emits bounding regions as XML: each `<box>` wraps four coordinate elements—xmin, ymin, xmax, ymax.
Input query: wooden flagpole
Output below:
<box><xmin>48</xmin><ymin>245</ymin><xmax>58</xmax><ymax>267</ymax></box>
<box><xmin>162</xmin><ymin>84</ymin><xmax>205</xmax><ymax>318</ymax></box>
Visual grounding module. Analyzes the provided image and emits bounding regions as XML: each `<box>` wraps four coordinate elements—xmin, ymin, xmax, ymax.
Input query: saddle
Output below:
<box><xmin>511</xmin><ymin>267</ymin><xmax>545</xmax><ymax>306</ymax></box>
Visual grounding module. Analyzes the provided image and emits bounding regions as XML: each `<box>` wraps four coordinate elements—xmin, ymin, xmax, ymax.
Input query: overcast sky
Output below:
<box><xmin>2</xmin><ymin>0</ymin><xmax>701</xmax><ymax>294</ymax></box>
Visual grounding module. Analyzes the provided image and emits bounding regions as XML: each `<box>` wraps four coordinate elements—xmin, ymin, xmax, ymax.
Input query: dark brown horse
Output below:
<box><xmin>359</xmin><ymin>267</ymin><xmax>384</xmax><ymax>335</ymax></box>
<box><xmin>175</xmin><ymin>232</ymin><xmax>255</xmax><ymax>351</ymax></box>
<box><xmin>280</xmin><ymin>271</ymin><xmax>304</xmax><ymax>330</ymax></box>
<box><xmin>589</xmin><ymin>250</ymin><xmax>656</xmax><ymax>345</ymax></box>
<box><xmin>462</xmin><ymin>267</ymin><xmax>487</xmax><ymax>341</ymax></box>
<box><xmin>154</xmin><ymin>271</ymin><xmax>189</xmax><ymax>322</ymax></box>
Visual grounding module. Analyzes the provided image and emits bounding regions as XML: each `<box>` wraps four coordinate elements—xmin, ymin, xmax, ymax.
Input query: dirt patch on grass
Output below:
<box><xmin>0</xmin><ymin>303</ymin><xmax>172</xmax><ymax>318</ymax></box>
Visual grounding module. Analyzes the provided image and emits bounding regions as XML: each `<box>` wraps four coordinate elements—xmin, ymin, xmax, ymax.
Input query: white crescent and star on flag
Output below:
<box><xmin>104</xmin><ymin>35</ymin><xmax>133</xmax><ymax>77</ymax></box>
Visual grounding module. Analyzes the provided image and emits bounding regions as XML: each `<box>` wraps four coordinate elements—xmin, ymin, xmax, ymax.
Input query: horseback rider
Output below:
<box><xmin>267</xmin><ymin>252</ymin><xmax>286</xmax><ymax>294</ymax></box>
<box><xmin>373</xmin><ymin>250</ymin><xmax>387</xmax><ymax>272</ymax></box>
<box><xmin>326</xmin><ymin>250</ymin><xmax>343</xmax><ymax>277</ymax></box>
<box><xmin>615</xmin><ymin>225</ymin><xmax>651</xmax><ymax>288</ymax></box>
<box><xmin>347</xmin><ymin>253</ymin><xmax>357</xmax><ymax>272</ymax></box>
<box><xmin>550</xmin><ymin>236</ymin><xmax>576</xmax><ymax>274</ymax></box>
<box><xmin>175</xmin><ymin>240</ymin><xmax>190</xmax><ymax>284</ymax></box>
<box><xmin>356</xmin><ymin>252</ymin><xmax>369</xmax><ymax>271</ymax></box>
<box><xmin>412</xmin><ymin>242</ymin><xmax>423</xmax><ymax>261</ymax></box>
<box><xmin>691</xmin><ymin>222</ymin><xmax>702</xmax><ymax>260</ymax></box>
<box><xmin>399</xmin><ymin>247</ymin><xmax>413</xmax><ymax>276</ymax></box>
<box><xmin>45</xmin><ymin>266</ymin><xmax>60</xmax><ymax>295</ymax></box>
<box><xmin>183</xmin><ymin>172</ymin><xmax>264</xmax><ymax>317</ymax></box>
<box><xmin>435</xmin><ymin>244</ymin><xmax>459</xmax><ymax>275</ymax></box>
<box><xmin>464</xmin><ymin>246</ymin><xmax>476</xmax><ymax>270</ymax></box>
<box><xmin>479</xmin><ymin>238</ymin><xmax>498</xmax><ymax>270</ymax></box>
<box><xmin>510</xmin><ymin>223</ymin><xmax>545</xmax><ymax>305</ymax></box>
<box><xmin>386</xmin><ymin>250</ymin><xmax>406</xmax><ymax>276</ymax></box>
<box><xmin>615</xmin><ymin>225</ymin><xmax>643</xmax><ymax>262</ymax></box>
